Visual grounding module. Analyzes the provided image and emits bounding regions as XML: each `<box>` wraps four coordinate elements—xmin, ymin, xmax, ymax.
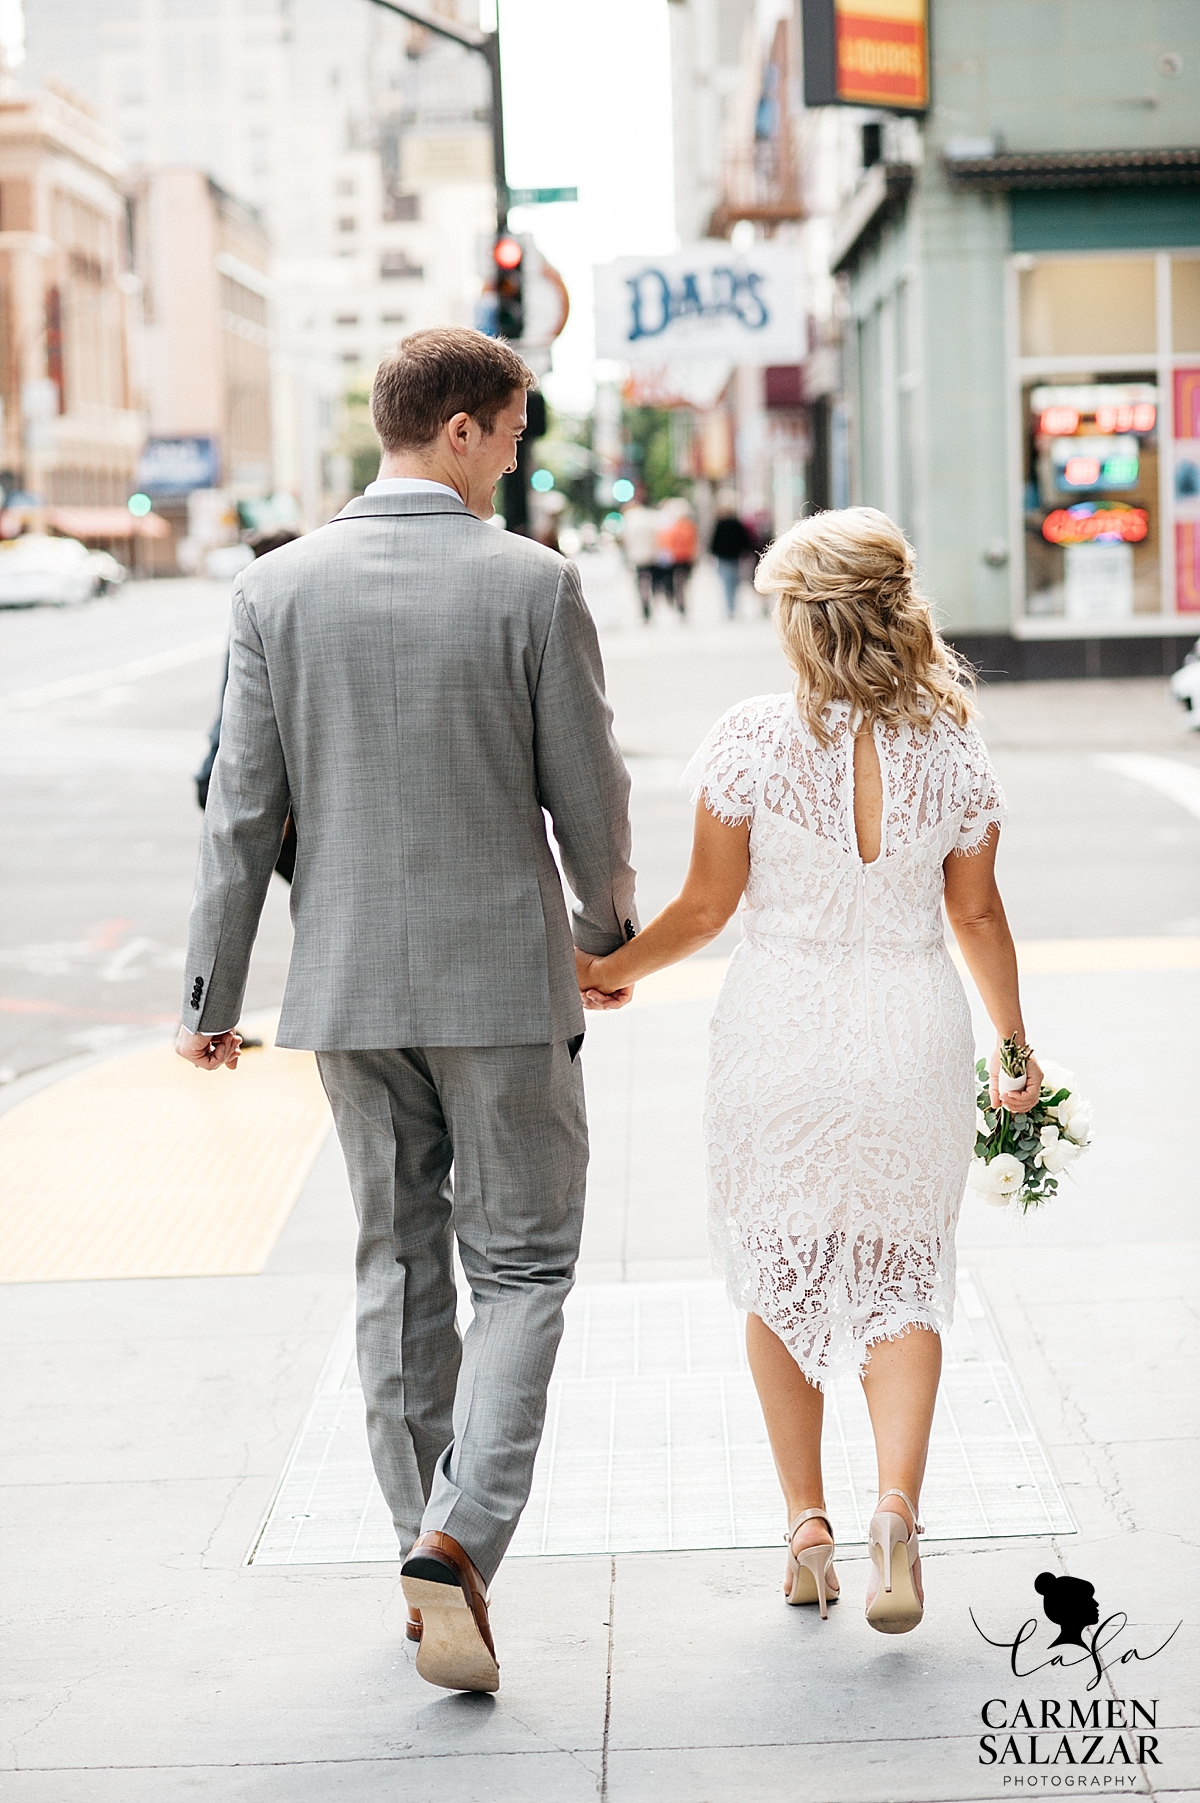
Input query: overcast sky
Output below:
<box><xmin>499</xmin><ymin>0</ymin><xmax>678</xmax><ymax>412</ymax></box>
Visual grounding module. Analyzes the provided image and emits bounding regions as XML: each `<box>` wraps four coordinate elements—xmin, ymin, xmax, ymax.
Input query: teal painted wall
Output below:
<box><xmin>916</xmin><ymin>172</ymin><xmax>1013</xmax><ymax>633</ymax></box>
<box><xmin>930</xmin><ymin>0</ymin><xmax>1200</xmax><ymax>156</ymax></box>
<box><xmin>1011</xmin><ymin>187</ymin><xmax>1200</xmax><ymax>250</ymax></box>
<box><xmin>843</xmin><ymin>0</ymin><xmax>1200</xmax><ymax>633</ymax></box>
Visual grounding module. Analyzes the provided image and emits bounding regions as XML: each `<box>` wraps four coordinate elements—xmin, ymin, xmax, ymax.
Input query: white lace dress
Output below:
<box><xmin>685</xmin><ymin>694</ymin><xmax>1007</xmax><ymax>1387</ymax></box>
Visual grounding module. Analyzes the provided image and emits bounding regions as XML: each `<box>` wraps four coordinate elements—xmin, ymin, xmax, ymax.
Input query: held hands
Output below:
<box><xmin>175</xmin><ymin>1025</ymin><xmax>243</xmax><ymax>1071</ymax></box>
<box><xmin>987</xmin><ymin>1043</ymin><xmax>1042</xmax><ymax>1114</ymax></box>
<box><xmin>575</xmin><ymin>947</ymin><xmax>634</xmax><ymax>1012</ymax></box>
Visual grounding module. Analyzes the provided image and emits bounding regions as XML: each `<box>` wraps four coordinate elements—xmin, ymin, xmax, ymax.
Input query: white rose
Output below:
<box><xmin>1058</xmin><ymin>1098</ymin><xmax>1091</xmax><ymax>1145</ymax></box>
<box><xmin>1036</xmin><ymin>1138</ymin><xmax>1078</xmax><ymax>1175</ymax></box>
<box><xmin>970</xmin><ymin>1151</ymin><xmax>1025</xmax><ymax>1205</ymax></box>
<box><xmin>976</xmin><ymin>1108</ymin><xmax>991</xmax><ymax>1134</ymax></box>
<box><xmin>1039</xmin><ymin>1060</ymin><xmax>1074</xmax><ymax>1094</ymax></box>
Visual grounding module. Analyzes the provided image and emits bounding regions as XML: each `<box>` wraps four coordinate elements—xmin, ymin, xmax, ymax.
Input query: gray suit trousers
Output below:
<box><xmin>316</xmin><ymin>1040</ymin><xmax>587</xmax><ymax>1584</ymax></box>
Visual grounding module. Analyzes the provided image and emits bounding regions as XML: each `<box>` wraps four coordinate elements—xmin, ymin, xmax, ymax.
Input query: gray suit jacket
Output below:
<box><xmin>181</xmin><ymin>490</ymin><xmax>637</xmax><ymax>1049</ymax></box>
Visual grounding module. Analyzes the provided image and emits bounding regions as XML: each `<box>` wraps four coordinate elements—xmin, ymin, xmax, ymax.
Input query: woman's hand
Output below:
<box><xmin>987</xmin><ymin>1044</ymin><xmax>1043</xmax><ymax>1114</ymax></box>
<box><xmin>575</xmin><ymin>948</ymin><xmax>634</xmax><ymax>1011</ymax></box>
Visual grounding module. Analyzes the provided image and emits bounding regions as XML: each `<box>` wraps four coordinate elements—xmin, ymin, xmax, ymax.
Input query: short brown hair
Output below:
<box><xmin>370</xmin><ymin>327</ymin><xmax>535</xmax><ymax>451</ymax></box>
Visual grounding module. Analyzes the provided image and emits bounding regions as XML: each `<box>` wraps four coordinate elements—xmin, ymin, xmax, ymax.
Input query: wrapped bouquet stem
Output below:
<box><xmin>968</xmin><ymin>1048</ymin><xmax>1092</xmax><ymax>1212</ymax></box>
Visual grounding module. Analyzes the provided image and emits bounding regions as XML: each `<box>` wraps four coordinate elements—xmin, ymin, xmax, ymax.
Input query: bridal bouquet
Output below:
<box><xmin>968</xmin><ymin>1038</ymin><xmax>1092</xmax><ymax>1212</ymax></box>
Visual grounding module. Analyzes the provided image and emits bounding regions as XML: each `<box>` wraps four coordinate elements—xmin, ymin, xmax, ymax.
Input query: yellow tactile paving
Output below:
<box><xmin>1002</xmin><ymin>936</ymin><xmax>1200</xmax><ymax>974</ymax></box>
<box><xmin>0</xmin><ymin>1013</ymin><xmax>331</xmax><ymax>1284</ymax></box>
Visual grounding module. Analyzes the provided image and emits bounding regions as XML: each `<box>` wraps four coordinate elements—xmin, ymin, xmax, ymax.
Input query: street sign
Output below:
<box><xmin>508</xmin><ymin>186</ymin><xmax>578</xmax><ymax>206</ymax></box>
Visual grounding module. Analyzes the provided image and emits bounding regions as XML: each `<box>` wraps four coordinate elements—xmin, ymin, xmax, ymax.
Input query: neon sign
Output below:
<box><xmin>1038</xmin><ymin>407</ymin><xmax>1079</xmax><ymax>436</ymax></box>
<box><xmin>1096</xmin><ymin>402</ymin><xmax>1155</xmax><ymax>434</ymax></box>
<box><xmin>1042</xmin><ymin>504</ymin><xmax>1148</xmax><ymax>547</ymax></box>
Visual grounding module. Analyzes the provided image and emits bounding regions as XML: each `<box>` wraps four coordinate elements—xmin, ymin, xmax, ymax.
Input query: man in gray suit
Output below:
<box><xmin>175</xmin><ymin>327</ymin><xmax>637</xmax><ymax>1694</ymax></box>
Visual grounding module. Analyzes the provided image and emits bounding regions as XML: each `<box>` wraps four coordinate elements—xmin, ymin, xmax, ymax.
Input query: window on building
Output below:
<box><xmin>337</xmin><ymin>216</ymin><xmax>357</xmax><ymax>233</ymax></box>
<box><xmin>1012</xmin><ymin>251</ymin><xmax>1200</xmax><ymax>623</ymax></box>
<box><xmin>336</xmin><ymin>178</ymin><xmax>356</xmax><ymax>196</ymax></box>
<box><xmin>381</xmin><ymin>313</ymin><xmax>406</xmax><ymax>325</ymax></box>
<box><xmin>335</xmin><ymin>314</ymin><xmax>360</xmax><ymax>326</ymax></box>
<box><xmin>383</xmin><ymin>190</ymin><xmax>419</xmax><ymax>222</ymax></box>
<box><xmin>380</xmin><ymin>251</ymin><xmax>423</xmax><ymax>281</ymax></box>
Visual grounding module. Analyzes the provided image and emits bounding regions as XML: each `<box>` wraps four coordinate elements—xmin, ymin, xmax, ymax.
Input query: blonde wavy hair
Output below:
<box><xmin>754</xmin><ymin>506</ymin><xmax>975</xmax><ymax>746</ymax></box>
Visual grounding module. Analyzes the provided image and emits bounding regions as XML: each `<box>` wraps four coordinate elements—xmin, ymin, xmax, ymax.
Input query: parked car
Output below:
<box><xmin>85</xmin><ymin>549</ymin><xmax>128</xmax><ymax>594</ymax></box>
<box><xmin>0</xmin><ymin>535</ymin><xmax>124</xmax><ymax>607</ymax></box>
<box><xmin>1170</xmin><ymin>637</ymin><xmax>1200</xmax><ymax>729</ymax></box>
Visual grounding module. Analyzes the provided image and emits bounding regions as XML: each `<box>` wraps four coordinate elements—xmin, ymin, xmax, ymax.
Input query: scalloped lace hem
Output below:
<box><xmin>721</xmin><ymin>1267</ymin><xmax>953</xmax><ymax>1390</ymax></box>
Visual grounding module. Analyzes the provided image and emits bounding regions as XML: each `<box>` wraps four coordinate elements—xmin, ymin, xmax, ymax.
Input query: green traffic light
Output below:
<box><xmin>127</xmin><ymin>493</ymin><xmax>152</xmax><ymax>517</ymax></box>
<box><xmin>530</xmin><ymin>469</ymin><xmax>555</xmax><ymax>492</ymax></box>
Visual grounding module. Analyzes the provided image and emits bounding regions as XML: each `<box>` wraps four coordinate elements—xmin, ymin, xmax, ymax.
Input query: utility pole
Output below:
<box><xmin>362</xmin><ymin>0</ymin><xmax>508</xmax><ymax>234</ymax></box>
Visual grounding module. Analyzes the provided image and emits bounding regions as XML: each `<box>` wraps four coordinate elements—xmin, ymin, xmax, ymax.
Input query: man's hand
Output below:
<box><xmin>574</xmin><ymin>947</ymin><xmax>634</xmax><ymax>1012</ymax></box>
<box><xmin>175</xmin><ymin>1025</ymin><xmax>242</xmax><ymax>1071</ymax></box>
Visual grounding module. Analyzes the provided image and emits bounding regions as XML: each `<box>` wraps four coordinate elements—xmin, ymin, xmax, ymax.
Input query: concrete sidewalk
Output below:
<box><xmin>3</xmin><ymin>573</ymin><xmax>1198</xmax><ymax>1799</ymax></box>
<box><xmin>2</xmin><ymin>943</ymin><xmax>1197</xmax><ymax>1802</ymax></box>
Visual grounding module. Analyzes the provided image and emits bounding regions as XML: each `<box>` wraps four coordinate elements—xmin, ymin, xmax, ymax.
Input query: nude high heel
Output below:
<box><xmin>865</xmin><ymin>1488</ymin><xmax>924</xmax><ymax>1635</ymax></box>
<box><xmin>784</xmin><ymin>1508</ymin><xmax>838</xmax><ymax>1619</ymax></box>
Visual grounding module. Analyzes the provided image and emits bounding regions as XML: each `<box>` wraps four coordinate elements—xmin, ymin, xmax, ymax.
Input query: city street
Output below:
<box><xmin>2</xmin><ymin>567</ymin><xmax>1199</xmax><ymax>1799</ymax></box>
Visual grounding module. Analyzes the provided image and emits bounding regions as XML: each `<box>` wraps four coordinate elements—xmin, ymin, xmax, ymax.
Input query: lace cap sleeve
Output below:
<box><xmin>681</xmin><ymin>697</ymin><xmax>774</xmax><ymax>825</ymax></box>
<box><xmin>955</xmin><ymin>724</ymin><xmax>1008</xmax><ymax>854</ymax></box>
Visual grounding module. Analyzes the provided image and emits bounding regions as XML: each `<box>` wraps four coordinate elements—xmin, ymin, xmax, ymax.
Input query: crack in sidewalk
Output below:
<box><xmin>599</xmin><ymin>1555</ymin><xmax>616</xmax><ymax>1798</ymax></box>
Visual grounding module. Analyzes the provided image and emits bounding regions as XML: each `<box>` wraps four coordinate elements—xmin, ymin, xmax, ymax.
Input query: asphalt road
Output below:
<box><xmin>2</xmin><ymin>562</ymin><xmax>1198</xmax><ymax>1083</ymax></box>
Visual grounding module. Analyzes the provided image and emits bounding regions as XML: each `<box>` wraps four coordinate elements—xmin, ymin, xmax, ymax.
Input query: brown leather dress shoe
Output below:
<box><xmin>405</xmin><ymin>1610</ymin><xmax>422</xmax><ymax>1643</ymax></box>
<box><xmin>400</xmin><ymin>1531</ymin><xmax>499</xmax><ymax>1693</ymax></box>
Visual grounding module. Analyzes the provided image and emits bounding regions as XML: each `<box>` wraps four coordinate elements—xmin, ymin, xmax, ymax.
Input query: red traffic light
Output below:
<box><xmin>494</xmin><ymin>235</ymin><xmax>523</xmax><ymax>270</ymax></box>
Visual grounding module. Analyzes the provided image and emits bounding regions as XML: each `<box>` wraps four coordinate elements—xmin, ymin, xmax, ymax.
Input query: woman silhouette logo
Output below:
<box><xmin>1035</xmin><ymin>1571</ymin><xmax>1100</xmax><ymax>1648</ymax></box>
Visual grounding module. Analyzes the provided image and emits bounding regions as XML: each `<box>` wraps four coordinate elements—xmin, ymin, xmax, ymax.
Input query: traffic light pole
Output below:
<box><xmin>362</xmin><ymin>0</ymin><xmax>508</xmax><ymax>232</ymax></box>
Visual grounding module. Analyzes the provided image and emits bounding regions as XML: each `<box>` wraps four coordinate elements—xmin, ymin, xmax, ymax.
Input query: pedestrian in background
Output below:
<box><xmin>620</xmin><ymin>497</ymin><xmax>661</xmax><ymax>622</ymax></box>
<box><xmin>658</xmin><ymin>499</ymin><xmax>698</xmax><ymax>616</ymax></box>
<box><xmin>709</xmin><ymin>498</ymin><xmax>754</xmax><ymax>620</ymax></box>
<box><xmin>196</xmin><ymin>525</ymin><xmax>301</xmax><ymax>882</ymax></box>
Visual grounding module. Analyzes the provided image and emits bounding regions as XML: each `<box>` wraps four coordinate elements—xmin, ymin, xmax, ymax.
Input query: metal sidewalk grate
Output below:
<box><xmin>248</xmin><ymin>1271</ymin><xmax>1074</xmax><ymax>1566</ymax></box>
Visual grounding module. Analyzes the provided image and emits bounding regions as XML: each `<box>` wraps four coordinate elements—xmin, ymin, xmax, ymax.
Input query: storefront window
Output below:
<box><xmin>1014</xmin><ymin>252</ymin><xmax>1200</xmax><ymax>624</ymax></box>
<box><xmin>1023</xmin><ymin>379</ymin><xmax>1159</xmax><ymax>620</ymax></box>
<box><xmin>1019</xmin><ymin>259</ymin><xmax>1155</xmax><ymax>359</ymax></box>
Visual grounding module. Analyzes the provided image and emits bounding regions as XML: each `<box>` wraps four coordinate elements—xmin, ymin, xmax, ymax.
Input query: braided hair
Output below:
<box><xmin>754</xmin><ymin>506</ymin><xmax>976</xmax><ymax>748</ymax></box>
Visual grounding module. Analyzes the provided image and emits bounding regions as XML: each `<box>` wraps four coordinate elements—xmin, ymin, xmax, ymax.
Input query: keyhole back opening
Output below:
<box><xmin>852</xmin><ymin>727</ymin><xmax>883</xmax><ymax>865</ymax></box>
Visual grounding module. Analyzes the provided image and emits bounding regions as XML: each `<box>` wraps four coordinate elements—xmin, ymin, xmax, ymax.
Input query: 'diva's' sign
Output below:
<box><xmin>802</xmin><ymin>0</ymin><xmax>929</xmax><ymax>112</ymax></box>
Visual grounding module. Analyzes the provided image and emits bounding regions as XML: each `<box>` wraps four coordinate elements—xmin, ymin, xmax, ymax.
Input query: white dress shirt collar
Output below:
<box><xmin>363</xmin><ymin>477</ymin><xmax>461</xmax><ymax>500</ymax></box>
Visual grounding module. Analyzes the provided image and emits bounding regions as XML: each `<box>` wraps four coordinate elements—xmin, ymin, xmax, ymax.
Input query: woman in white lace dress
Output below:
<box><xmin>577</xmin><ymin>508</ymin><xmax>1042</xmax><ymax>1635</ymax></box>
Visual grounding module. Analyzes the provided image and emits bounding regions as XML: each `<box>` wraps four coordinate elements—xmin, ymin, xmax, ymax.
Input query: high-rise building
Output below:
<box><xmin>23</xmin><ymin>0</ymin><xmax>495</xmax><ymax>524</ymax></box>
<box><xmin>0</xmin><ymin>81</ymin><xmax>142</xmax><ymax>505</ymax></box>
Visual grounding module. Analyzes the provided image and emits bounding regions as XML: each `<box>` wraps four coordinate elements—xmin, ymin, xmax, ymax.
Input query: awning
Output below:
<box><xmin>0</xmin><ymin>506</ymin><xmax>172</xmax><ymax>540</ymax></box>
<box><xmin>943</xmin><ymin>147</ymin><xmax>1200</xmax><ymax>191</ymax></box>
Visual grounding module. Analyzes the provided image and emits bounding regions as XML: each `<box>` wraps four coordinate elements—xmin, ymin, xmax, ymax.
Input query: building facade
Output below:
<box><xmin>24</xmin><ymin>0</ymin><xmax>495</xmax><ymax>525</ymax></box>
<box><xmin>131</xmin><ymin>168</ymin><xmax>273</xmax><ymax>505</ymax></box>
<box><xmin>829</xmin><ymin>0</ymin><xmax>1200</xmax><ymax>675</ymax></box>
<box><xmin>0</xmin><ymin>82</ymin><xmax>141</xmax><ymax>506</ymax></box>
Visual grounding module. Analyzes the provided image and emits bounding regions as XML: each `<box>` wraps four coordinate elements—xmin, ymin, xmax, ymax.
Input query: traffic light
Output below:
<box><xmin>493</xmin><ymin>234</ymin><xmax>524</xmax><ymax>340</ymax></box>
